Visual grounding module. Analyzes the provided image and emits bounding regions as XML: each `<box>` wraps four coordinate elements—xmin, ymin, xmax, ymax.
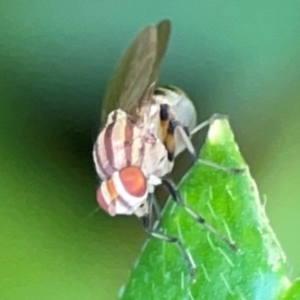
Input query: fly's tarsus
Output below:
<box><xmin>196</xmin><ymin>158</ymin><xmax>245</xmax><ymax>174</ymax></box>
<box><xmin>150</xmin><ymin>231</ymin><xmax>196</xmax><ymax>283</ymax></box>
<box><xmin>141</xmin><ymin>216</ymin><xmax>196</xmax><ymax>283</ymax></box>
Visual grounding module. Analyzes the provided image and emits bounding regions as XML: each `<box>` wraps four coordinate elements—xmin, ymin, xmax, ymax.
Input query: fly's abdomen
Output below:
<box><xmin>153</xmin><ymin>86</ymin><xmax>197</xmax><ymax>159</ymax></box>
<box><xmin>154</xmin><ymin>86</ymin><xmax>197</xmax><ymax>132</ymax></box>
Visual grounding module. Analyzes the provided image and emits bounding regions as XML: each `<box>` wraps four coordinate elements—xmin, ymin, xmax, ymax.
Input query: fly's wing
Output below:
<box><xmin>141</xmin><ymin>20</ymin><xmax>171</xmax><ymax>105</ymax></box>
<box><xmin>101</xmin><ymin>20</ymin><xmax>171</xmax><ymax>126</ymax></box>
<box><xmin>101</xmin><ymin>24</ymin><xmax>156</xmax><ymax>124</ymax></box>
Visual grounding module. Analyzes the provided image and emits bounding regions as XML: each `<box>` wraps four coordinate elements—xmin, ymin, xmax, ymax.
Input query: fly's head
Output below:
<box><xmin>96</xmin><ymin>166</ymin><xmax>150</xmax><ymax>217</ymax></box>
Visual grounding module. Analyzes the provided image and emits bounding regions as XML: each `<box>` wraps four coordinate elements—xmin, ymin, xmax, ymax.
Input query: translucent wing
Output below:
<box><xmin>101</xmin><ymin>20</ymin><xmax>171</xmax><ymax>125</ymax></box>
<box><xmin>142</xmin><ymin>20</ymin><xmax>171</xmax><ymax>104</ymax></box>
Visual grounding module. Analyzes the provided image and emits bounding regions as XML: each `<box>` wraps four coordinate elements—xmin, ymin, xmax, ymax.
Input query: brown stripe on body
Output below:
<box><xmin>93</xmin><ymin>141</ymin><xmax>108</xmax><ymax>179</ymax></box>
<box><xmin>104</xmin><ymin>123</ymin><xmax>116</xmax><ymax>170</ymax></box>
<box><xmin>95</xmin><ymin>120</ymin><xmax>119</xmax><ymax>178</ymax></box>
<box><xmin>95</xmin><ymin>110</ymin><xmax>133</xmax><ymax>179</ymax></box>
<box><xmin>109</xmin><ymin>111</ymin><xmax>131</xmax><ymax>170</ymax></box>
<box><xmin>130</xmin><ymin>125</ymin><xmax>144</xmax><ymax>168</ymax></box>
<box><xmin>124</xmin><ymin>117</ymin><xmax>134</xmax><ymax>166</ymax></box>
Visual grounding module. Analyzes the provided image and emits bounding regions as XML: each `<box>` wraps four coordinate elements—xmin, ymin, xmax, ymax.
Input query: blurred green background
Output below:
<box><xmin>1</xmin><ymin>1</ymin><xmax>300</xmax><ymax>299</ymax></box>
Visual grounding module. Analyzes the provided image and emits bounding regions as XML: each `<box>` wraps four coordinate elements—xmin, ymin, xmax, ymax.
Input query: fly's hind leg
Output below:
<box><xmin>161</xmin><ymin>178</ymin><xmax>238</xmax><ymax>252</ymax></box>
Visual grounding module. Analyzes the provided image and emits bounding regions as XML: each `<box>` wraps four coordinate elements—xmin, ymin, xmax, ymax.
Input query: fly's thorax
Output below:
<box><xmin>136</xmin><ymin>101</ymin><xmax>162</xmax><ymax>139</ymax></box>
<box><xmin>154</xmin><ymin>86</ymin><xmax>197</xmax><ymax>132</ymax></box>
<box><xmin>93</xmin><ymin>109</ymin><xmax>144</xmax><ymax>180</ymax></box>
<box><xmin>140</xmin><ymin>128</ymin><xmax>174</xmax><ymax>179</ymax></box>
<box><xmin>96</xmin><ymin>166</ymin><xmax>149</xmax><ymax>216</ymax></box>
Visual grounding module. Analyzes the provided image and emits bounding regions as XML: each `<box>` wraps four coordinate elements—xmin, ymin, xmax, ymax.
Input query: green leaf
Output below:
<box><xmin>282</xmin><ymin>278</ymin><xmax>300</xmax><ymax>300</ymax></box>
<box><xmin>119</xmin><ymin>119</ymin><xmax>296</xmax><ymax>300</ymax></box>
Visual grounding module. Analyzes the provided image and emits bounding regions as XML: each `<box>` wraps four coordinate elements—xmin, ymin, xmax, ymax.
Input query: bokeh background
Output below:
<box><xmin>1</xmin><ymin>1</ymin><xmax>300</xmax><ymax>299</ymax></box>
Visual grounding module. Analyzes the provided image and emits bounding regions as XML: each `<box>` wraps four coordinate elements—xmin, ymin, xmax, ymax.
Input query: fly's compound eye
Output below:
<box><xmin>97</xmin><ymin>167</ymin><xmax>148</xmax><ymax>216</ymax></box>
<box><xmin>118</xmin><ymin>166</ymin><xmax>147</xmax><ymax>198</ymax></box>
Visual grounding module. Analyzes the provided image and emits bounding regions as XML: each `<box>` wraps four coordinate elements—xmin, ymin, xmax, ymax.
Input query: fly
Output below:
<box><xmin>93</xmin><ymin>20</ymin><xmax>241</xmax><ymax>282</ymax></box>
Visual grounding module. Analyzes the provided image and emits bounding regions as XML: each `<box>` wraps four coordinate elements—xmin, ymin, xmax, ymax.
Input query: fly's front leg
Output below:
<box><xmin>161</xmin><ymin>178</ymin><xmax>238</xmax><ymax>252</ymax></box>
<box><xmin>196</xmin><ymin>158</ymin><xmax>245</xmax><ymax>174</ymax></box>
<box><xmin>146</xmin><ymin>192</ymin><xmax>162</xmax><ymax>230</ymax></box>
<box><xmin>175</xmin><ymin>112</ymin><xmax>244</xmax><ymax>174</ymax></box>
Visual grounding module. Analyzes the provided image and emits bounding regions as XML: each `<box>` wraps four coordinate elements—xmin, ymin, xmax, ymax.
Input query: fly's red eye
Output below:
<box><xmin>119</xmin><ymin>166</ymin><xmax>147</xmax><ymax>198</ymax></box>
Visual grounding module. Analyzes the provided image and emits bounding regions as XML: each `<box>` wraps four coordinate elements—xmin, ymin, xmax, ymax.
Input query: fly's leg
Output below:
<box><xmin>146</xmin><ymin>192</ymin><xmax>162</xmax><ymax>230</ymax></box>
<box><xmin>161</xmin><ymin>178</ymin><xmax>238</xmax><ymax>252</ymax></box>
<box><xmin>190</xmin><ymin>113</ymin><xmax>227</xmax><ymax>136</ymax></box>
<box><xmin>196</xmin><ymin>158</ymin><xmax>244</xmax><ymax>174</ymax></box>
<box><xmin>150</xmin><ymin>192</ymin><xmax>162</xmax><ymax>225</ymax></box>
<box><xmin>140</xmin><ymin>213</ymin><xmax>196</xmax><ymax>283</ymax></box>
<box><xmin>159</xmin><ymin>104</ymin><xmax>224</xmax><ymax>161</ymax></box>
<box><xmin>160</xmin><ymin>106</ymin><xmax>244</xmax><ymax>174</ymax></box>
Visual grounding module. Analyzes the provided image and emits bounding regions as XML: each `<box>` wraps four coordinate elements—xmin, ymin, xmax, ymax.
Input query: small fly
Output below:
<box><xmin>93</xmin><ymin>20</ymin><xmax>240</xmax><ymax>282</ymax></box>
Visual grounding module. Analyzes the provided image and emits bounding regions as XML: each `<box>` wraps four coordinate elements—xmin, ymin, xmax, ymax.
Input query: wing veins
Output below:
<box><xmin>101</xmin><ymin>20</ymin><xmax>171</xmax><ymax>126</ymax></box>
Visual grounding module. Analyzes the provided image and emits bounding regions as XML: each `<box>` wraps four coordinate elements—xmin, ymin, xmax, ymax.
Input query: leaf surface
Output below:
<box><xmin>120</xmin><ymin>119</ymin><xmax>296</xmax><ymax>300</ymax></box>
